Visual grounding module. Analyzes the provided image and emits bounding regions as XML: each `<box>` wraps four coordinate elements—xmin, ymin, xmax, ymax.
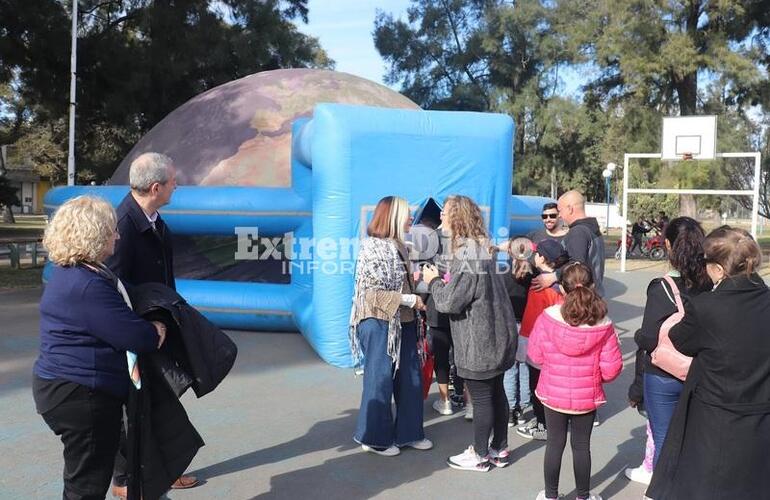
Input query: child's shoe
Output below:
<box><xmin>486</xmin><ymin>447</ymin><xmax>511</xmax><ymax>468</ymax></box>
<box><xmin>624</xmin><ymin>464</ymin><xmax>652</xmax><ymax>485</ymax></box>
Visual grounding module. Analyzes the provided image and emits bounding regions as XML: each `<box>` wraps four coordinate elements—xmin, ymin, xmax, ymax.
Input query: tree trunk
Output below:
<box><xmin>2</xmin><ymin>205</ymin><xmax>15</xmax><ymax>224</ymax></box>
<box><xmin>680</xmin><ymin>193</ymin><xmax>697</xmax><ymax>218</ymax></box>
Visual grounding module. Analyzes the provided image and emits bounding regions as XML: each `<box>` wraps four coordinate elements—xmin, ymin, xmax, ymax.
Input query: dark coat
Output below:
<box><xmin>34</xmin><ymin>265</ymin><xmax>159</xmax><ymax>399</ymax></box>
<box><xmin>561</xmin><ymin>217</ymin><xmax>605</xmax><ymax>297</ymax></box>
<box><xmin>634</xmin><ymin>276</ymin><xmax>707</xmax><ymax>380</ymax></box>
<box><xmin>646</xmin><ymin>274</ymin><xmax>770</xmax><ymax>499</ymax></box>
<box><xmin>125</xmin><ymin>283</ymin><xmax>238</xmax><ymax>500</ymax></box>
<box><xmin>106</xmin><ymin>193</ymin><xmax>176</xmax><ymax>290</ymax></box>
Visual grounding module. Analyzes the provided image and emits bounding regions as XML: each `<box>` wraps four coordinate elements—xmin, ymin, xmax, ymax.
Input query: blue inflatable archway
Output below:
<box><xmin>44</xmin><ymin>104</ymin><xmax>548</xmax><ymax>368</ymax></box>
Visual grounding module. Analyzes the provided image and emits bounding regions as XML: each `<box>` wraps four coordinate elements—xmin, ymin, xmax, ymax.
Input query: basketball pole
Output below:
<box><xmin>621</xmin><ymin>154</ymin><xmax>629</xmax><ymax>273</ymax></box>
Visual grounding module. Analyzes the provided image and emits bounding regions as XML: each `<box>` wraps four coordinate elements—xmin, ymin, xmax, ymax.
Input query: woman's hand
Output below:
<box><xmin>151</xmin><ymin>320</ymin><xmax>167</xmax><ymax>349</ymax></box>
<box><xmin>413</xmin><ymin>295</ymin><xmax>426</xmax><ymax>311</ymax></box>
<box><xmin>422</xmin><ymin>264</ymin><xmax>439</xmax><ymax>283</ymax></box>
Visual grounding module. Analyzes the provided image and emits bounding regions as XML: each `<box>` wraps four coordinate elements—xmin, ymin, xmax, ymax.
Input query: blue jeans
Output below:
<box><xmin>503</xmin><ymin>362</ymin><xmax>530</xmax><ymax>409</ymax></box>
<box><xmin>644</xmin><ymin>372</ymin><xmax>683</xmax><ymax>466</ymax></box>
<box><xmin>354</xmin><ymin>318</ymin><xmax>425</xmax><ymax>448</ymax></box>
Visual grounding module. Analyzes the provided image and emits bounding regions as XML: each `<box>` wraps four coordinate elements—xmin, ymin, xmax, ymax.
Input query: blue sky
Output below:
<box><xmin>298</xmin><ymin>0</ymin><xmax>416</xmax><ymax>86</ymax></box>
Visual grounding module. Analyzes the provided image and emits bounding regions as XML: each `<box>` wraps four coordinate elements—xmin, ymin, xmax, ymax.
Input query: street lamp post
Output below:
<box><xmin>602</xmin><ymin>162</ymin><xmax>616</xmax><ymax>234</ymax></box>
<box><xmin>67</xmin><ymin>0</ymin><xmax>78</xmax><ymax>186</ymax></box>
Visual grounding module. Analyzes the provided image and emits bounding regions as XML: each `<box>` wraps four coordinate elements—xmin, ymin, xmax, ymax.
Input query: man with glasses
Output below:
<box><xmin>532</xmin><ymin>190</ymin><xmax>605</xmax><ymax>297</ymax></box>
<box><xmin>528</xmin><ymin>202</ymin><xmax>569</xmax><ymax>245</ymax></box>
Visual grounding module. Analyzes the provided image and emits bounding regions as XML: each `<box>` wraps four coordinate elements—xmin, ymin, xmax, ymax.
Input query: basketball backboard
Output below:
<box><xmin>661</xmin><ymin>115</ymin><xmax>717</xmax><ymax>160</ymax></box>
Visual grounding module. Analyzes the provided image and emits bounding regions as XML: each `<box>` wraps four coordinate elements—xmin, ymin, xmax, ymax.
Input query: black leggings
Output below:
<box><xmin>465</xmin><ymin>375</ymin><xmax>509</xmax><ymax>457</ymax></box>
<box><xmin>528</xmin><ymin>364</ymin><xmax>545</xmax><ymax>426</ymax></box>
<box><xmin>543</xmin><ymin>407</ymin><xmax>596</xmax><ymax>499</ymax></box>
<box><xmin>430</xmin><ymin>327</ymin><xmax>452</xmax><ymax>384</ymax></box>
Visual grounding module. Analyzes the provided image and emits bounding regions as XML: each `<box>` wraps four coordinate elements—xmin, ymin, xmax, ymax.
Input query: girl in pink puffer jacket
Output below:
<box><xmin>528</xmin><ymin>262</ymin><xmax>622</xmax><ymax>500</ymax></box>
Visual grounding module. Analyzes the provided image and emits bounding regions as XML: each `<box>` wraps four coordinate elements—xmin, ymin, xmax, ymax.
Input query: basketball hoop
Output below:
<box><xmin>681</xmin><ymin>152</ymin><xmax>694</xmax><ymax>161</ymax></box>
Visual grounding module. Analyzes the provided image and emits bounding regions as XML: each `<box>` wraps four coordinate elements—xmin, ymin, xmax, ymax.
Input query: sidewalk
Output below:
<box><xmin>0</xmin><ymin>270</ymin><xmax>656</xmax><ymax>499</ymax></box>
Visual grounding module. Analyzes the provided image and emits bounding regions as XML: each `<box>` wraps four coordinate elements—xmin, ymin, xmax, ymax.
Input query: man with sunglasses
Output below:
<box><xmin>528</xmin><ymin>202</ymin><xmax>569</xmax><ymax>245</ymax></box>
<box><xmin>532</xmin><ymin>190</ymin><xmax>605</xmax><ymax>297</ymax></box>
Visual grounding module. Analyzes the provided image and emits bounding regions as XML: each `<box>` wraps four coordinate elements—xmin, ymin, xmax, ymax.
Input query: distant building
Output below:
<box><xmin>0</xmin><ymin>145</ymin><xmax>51</xmax><ymax>215</ymax></box>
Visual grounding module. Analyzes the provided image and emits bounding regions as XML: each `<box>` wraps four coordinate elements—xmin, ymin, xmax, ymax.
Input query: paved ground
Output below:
<box><xmin>1</xmin><ymin>270</ymin><xmax>658</xmax><ymax>500</ymax></box>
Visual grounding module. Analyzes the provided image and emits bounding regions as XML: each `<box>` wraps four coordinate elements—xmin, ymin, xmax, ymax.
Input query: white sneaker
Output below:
<box><xmin>433</xmin><ymin>398</ymin><xmax>454</xmax><ymax>415</ymax></box>
<box><xmin>535</xmin><ymin>490</ymin><xmax>564</xmax><ymax>500</ymax></box>
<box><xmin>401</xmin><ymin>438</ymin><xmax>433</xmax><ymax>450</ymax></box>
<box><xmin>578</xmin><ymin>495</ymin><xmax>602</xmax><ymax>500</ymax></box>
<box><xmin>624</xmin><ymin>465</ymin><xmax>652</xmax><ymax>485</ymax></box>
<box><xmin>447</xmin><ymin>445</ymin><xmax>490</xmax><ymax>472</ymax></box>
<box><xmin>464</xmin><ymin>405</ymin><xmax>474</xmax><ymax>421</ymax></box>
<box><xmin>487</xmin><ymin>447</ymin><xmax>511</xmax><ymax>468</ymax></box>
<box><xmin>361</xmin><ymin>444</ymin><xmax>400</xmax><ymax>456</ymax></box>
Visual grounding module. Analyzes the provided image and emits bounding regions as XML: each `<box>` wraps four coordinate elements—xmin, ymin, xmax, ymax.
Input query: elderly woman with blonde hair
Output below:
<box><xmin>33</xmin><ymin>196</ymin><xmax>165</xmax><ymax>500</ymax></box>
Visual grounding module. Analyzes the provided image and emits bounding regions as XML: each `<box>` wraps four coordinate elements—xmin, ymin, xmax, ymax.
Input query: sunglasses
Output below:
<box><xmin>541</xmin><ymin>213</ymin><xmax>558</xmax><ymax>220</ymax></box>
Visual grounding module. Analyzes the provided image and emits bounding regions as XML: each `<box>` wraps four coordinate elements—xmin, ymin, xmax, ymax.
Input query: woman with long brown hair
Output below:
<box><xmin>422</xmin><ymin>195</ymin><xmax>517</xmax><ymax>472</ymax></box>
<box><xmin>349</xmin><ymin>196</ymin><xmax>432</xmax><ymax>457</ymax></box>
<box><xmin>633</xmin><ymin>216</ymin><xmax>710</xmax><ymax>472</ymax></box>
<box><xmin>647</xmin><ymin>227</ymin><xmax>770</xmax><ymax>499</ymax></box>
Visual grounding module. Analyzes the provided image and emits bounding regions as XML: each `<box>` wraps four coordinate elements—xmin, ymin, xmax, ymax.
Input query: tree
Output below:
<box><xmin>553</xmin><ymin>0</ymin><xmax>770</xmax><ymax>216</ymax></box>
<box><xmin>0</xmin><ymin>0</ymin><xmax>333</xmax><ymax>182</ymax></box>
<box><xmin>374</xmin><ymin>0</ymin><xmax>494</xmax><ymax>111</ymax></box>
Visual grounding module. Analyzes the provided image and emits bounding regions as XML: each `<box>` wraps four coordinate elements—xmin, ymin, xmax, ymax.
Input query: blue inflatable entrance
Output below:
<box><xmin>45</xmin><ymin>104</ymin><xmax>547</xmax><ymax>367</ymax></box>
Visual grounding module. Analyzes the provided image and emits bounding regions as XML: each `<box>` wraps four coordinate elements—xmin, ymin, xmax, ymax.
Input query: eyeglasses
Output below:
<box><xmin>541</xmin><ymin>213</ymin><xmax>558</xmax><ymax>220</ymax></box>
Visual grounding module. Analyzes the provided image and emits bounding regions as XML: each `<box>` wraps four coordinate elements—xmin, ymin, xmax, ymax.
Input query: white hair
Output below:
<box><xmin>129</xmin><ymin>152</ymin><xmax>174</xmax><ymax>192</ymax></box>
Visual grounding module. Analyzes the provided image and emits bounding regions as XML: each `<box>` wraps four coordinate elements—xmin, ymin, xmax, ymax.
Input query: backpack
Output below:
<box><xmin>650</xmin><ymin>275</ymin><xmax>692</xmax><ymax>381</ymax></box>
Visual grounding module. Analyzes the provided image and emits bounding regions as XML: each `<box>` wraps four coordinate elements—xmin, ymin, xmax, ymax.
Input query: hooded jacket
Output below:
<box><xmin>528</xmin><ymin>305</ymin><xmax>622</xmax><ymax>412</ymax></box>
<box><xmin>562</xmin><ymin>217</ymin><xmax>606</xmax><ymax>297</ymax></box>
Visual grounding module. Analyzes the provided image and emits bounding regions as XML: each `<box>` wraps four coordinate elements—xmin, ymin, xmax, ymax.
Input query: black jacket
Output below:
<box><xmin>560</xmin><ymin>217</ymin><xmax>605</xmax><ymax>297</ymax></box>
<box><xmin>106</xmin><ymin>193</ymin><xmax>176</xmax><ymax>290</ymax></box>
<box><xmin>647</xmin><ymin>274</ymin><xmax>770</xmax><ymax>499</ymax></box>
<box><xmin>634</xmin><ymin>276</ymin><xmax>707</xmax><ymax>380</ymax></box>
<box><xmin>125</xmin><ymin>283</ymin><xmax>238</xmax><ymax>500</ymax></box>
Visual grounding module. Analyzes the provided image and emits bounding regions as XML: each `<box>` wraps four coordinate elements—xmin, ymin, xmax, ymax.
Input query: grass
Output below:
<box><xmin>0</xmin><ymin>266</ymin><xmax>43</xmax><ymax>289</ymax></box>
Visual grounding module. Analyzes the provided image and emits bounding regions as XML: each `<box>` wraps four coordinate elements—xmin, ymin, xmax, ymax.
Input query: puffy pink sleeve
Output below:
<box><xmin>599</xmin><ymin>324</ymin><xmax>623</xmax><ymax>383</ymax></box>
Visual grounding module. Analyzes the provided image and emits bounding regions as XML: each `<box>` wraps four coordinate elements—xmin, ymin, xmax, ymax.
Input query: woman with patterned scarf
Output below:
<box><xmin>350</xmin><ymin>196</ymin><xmax>434</xmax><ymax>456</ymax></box>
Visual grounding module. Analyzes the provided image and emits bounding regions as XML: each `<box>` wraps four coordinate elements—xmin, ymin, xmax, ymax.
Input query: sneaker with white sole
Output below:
<box><xmin>401</xmin><ymin>438</ymin><xmax>433</xmax><ymax>450</ymax></box>
<box><xmin>487</xmin><ymin>448</ymin><xmax>511</xmax><ymax>468</ymax></box>
<box><xmin>464</xmin><ymin>405</ymin><xmax>474</xmax><ymax>421</ymax></box>
<box><xmin>517</xmin><ymin>417</ymin><xmax>537</xmax><ymax>433</ymax></box>
<box><xmin>517</xmin><ymin>422</ymin><xmax>547</xmax><ymax>440</ymax></box>
<box><xmin>433</xmin><ymin>398</ymin><xmax>454</xmax><ymax>415</ymax></box>
<box><xmin>624</xmin><ymin>464</ymin><xmax>652</xmax><ymax>485</ymax></box>
<box><xmin>535</xmin><ymin>490</ymin><xmax>564</xmax><ymax>500</ymax></box>
<box><xmin>447</xmin><ymin>445</ymin><xmax>490</xmax><ymax>472</ymax></box>
<box><xmin>361</xmin><ymin>444</ymin><xmax>400</xmax><ymax>456</ymax></box>
<box><xmin>576</xmin><ymin>494</ymin><xmax>602</xmax><ymax>500</ymax></box>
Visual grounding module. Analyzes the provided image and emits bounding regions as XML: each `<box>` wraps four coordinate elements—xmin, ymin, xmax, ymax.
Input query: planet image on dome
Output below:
<box><xmin>109</xmin><ymin>69</ymin><xmax>419</xmax><ymax>284</ymax></box>
<box><xmin>110</xmin><ymin>69</ymin><xmax>420</xmax><ymax>187</ymax></box>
